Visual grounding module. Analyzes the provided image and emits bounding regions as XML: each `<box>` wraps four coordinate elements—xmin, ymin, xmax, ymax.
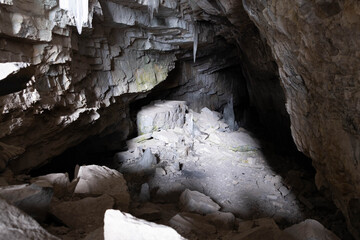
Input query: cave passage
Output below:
<box><xmin>28</xmin><ymin>55</ymin><xmax>352</xmax><ymax>239</ymax></box>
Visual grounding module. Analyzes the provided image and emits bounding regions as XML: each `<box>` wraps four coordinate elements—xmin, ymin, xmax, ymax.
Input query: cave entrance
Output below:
<box><xmin>28</xmin><ymin>42</ymin><xmax>351</xmax><ymax>239</ymax></box>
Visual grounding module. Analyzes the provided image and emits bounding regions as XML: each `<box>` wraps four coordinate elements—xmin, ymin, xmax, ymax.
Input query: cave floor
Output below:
<box><xmin>114</xmin><ymin>107</ymin><xmax>350</xmax><ymax>239</ymax></box>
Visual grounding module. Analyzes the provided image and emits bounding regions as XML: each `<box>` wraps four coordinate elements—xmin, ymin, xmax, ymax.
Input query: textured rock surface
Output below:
<box><xmin>236</xmin><ymin>1</ymin><xmax>360</xmax><ymax>238</ymax></box>
<box><xmin>74</xmin><ymin>165</ymin><xmax>130</xmax><ymax>210</ymax></box>
<box><xmin>50</xmin><ymin>194</ymin><xmax>114</xmax><ymax>231</ymax></box>
<box><xmin>104</xmin><ymin>209</ymin><xmax>186</xmax><ymax>240</ymax></box>
<box><xmin>0</xmin><ymin>0</ymin><xmax>228</xmax><ymax>173</ymax></box>
<box><xmin>0</xmin><ymin>182</ymin><xmax>53</xmax><ymax>220</ymax></box>
<box><xmin>284</xmin><ymin>219</ymin><xmax>340</xmax><ymax>240</ymax></box>
<box><xmin>0</xmin><ymin>197</ymin><xmax>59</xmax><ymax>240</ymax></box>
<box><xmin>0</xmin><ymin>0</ymin><xmax>359</xmax><ymax>239</ymax></box>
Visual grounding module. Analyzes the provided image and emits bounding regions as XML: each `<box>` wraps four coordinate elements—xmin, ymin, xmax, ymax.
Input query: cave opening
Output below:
<box><xmin>0</xmin><ymin>1</ymin><xmax>357</xmax><ymax>239</ymax></box>
<box><xmin>27</xmin><ymin>41</ymin><xmax>351</xmax><ymax>239</ymax></box>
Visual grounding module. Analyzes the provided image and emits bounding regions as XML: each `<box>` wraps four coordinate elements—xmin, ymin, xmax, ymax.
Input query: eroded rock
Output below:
<box><xmin>0</xmin><ymin>197</ymin><xmax>59</xmax><ymax>240</ymax></box>
<box><xmin>0</xmin><ymin>182</ymin><xmax>53</xmax><ymax>221</ymax></box>
<box><xmin>74</xmin><ymin>165</ymin><xmax>130</xmax><ymax>211</ymax></box>
<box><xmin>104</xmin><ymin>209</ymin><xmax>185</xmax><ymax>240</ymax></box>
<box><xmin>179</xmin><ymin>189</ymin><xmax>221</xmax><ymax>214</ymax></box>
<box><xmin>50</xmin><ymin>194</ymin><xmax>114</xmax><ymax>231</ymax></box>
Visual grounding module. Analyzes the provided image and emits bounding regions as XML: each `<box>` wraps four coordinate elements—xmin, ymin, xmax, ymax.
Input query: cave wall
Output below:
<box><xmin>1</xmin><ymin>0</ymin><xmax>359</xmax><ymax>238</ymax></box>
<box><xmin>238</xmin><ymin>0</ymin><xmax>360</xmax><ymax>237</ymax></box>
<box><xmin>0</xmin><ymin>0</ymin><xmax>241</xmax><ymax>173</ymax></box>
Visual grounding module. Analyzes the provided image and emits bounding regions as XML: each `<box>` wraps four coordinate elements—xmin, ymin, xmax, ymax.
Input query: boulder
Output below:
<box><xmin>0</xmin><ymin>181</ymin><xmax>53</xmax><ymax>221</ymax></box>
<box><xmin>0</xmin><ymin>197</ymin><xmax>59</xmax><ymax>240</ymax></box>
<box><xmin>74</xmin><ymin>165</ymin><xmax>130</xmax><ymax>211</ymax></box>
<box><xmin>119</xmin><ymin>148</ymin><xmax>157</xmax><ymax>174</ymax></box>
<box><xmin>50</xmin><ymin>194</ymin><xmax>114</xmax><ymax>231</ymax></box>
<box><xmin>236</xmin><ymin>218</ymin><xmax>294</xmax><ymax>240</ymax></box>
<box><xmin>169</xmin><ymin>212</ymin><xmax>217</xmax><ymax>237</ymax></box>
<box><xmin>179</xmin><ymin>189</ymin><xmax>221</xmax><ymax>214</ymax></box>
<box><xmin>31</xmin><ymin>172</ymin><xmax>74</xmax><ymax>198</ymax></box>
<box><xmin>137</xmin><ymin>100</ymin><xmax>187</xmax><ymax>135</ymax></box>
<box><xmin>284</xmin><ymin>219</ymin><xmax>340</xmax><ymax>240</ymax></box>
<box><xmin>104</xmin><ymin>209</ymin><xmax>185</xmax><ymax>240</ymax></box>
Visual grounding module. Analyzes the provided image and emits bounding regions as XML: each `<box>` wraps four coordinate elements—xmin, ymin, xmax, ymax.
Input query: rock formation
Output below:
<box><xmin>0</xmin><ymin>0</ymin><xmax>359</xmax><ymax>239</ymax></box>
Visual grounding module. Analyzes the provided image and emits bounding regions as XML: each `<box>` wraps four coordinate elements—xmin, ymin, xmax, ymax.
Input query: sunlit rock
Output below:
<box><xmin>104</xmin><ymin>209</ymin><xmax>185</xmax><ymax>240</ymax></box>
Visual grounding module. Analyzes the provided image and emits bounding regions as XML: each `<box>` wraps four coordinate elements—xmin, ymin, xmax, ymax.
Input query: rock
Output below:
<box><xmin>223</xmin><ymin>96</ymin><xmax>238</xmax><ymax>131</ymax></box>
<box><xmin>278</xmin><ymin>185</ymin><xmax>291</xmax><ymax>197</ymax></box>
<box><xmin>31</xmin><ymin>173</ymin><xmax>72</xmax><ymax>198</ymax></box>
<box><xmin>284</xmin><ymin>219</ymin><xmax>340</xmax><ymax>240</ymax></box>
<box><xmin>152</xmin><ymin>130</ymin><xmax>181</xmax><ymax>144</ymax></box>
<box><xmin>0</xmin><ymin>182</ymin><xmax>53</xmax><ymax>221</ymax></box>
<box><xmin>0</xmin><ymin>197</ymin><xmax>59</xmax><ymax>240</ymax></box>
<box><xmin>206</xmin><ymin>211</ymin><xmax>236</xmax><ymax>230</ymax></box>
<box><xmin>179</xmin><ymin>189</ymin><xmax>221</xmax><ymax>214</ymax></box>
<box><xmin>50</xmin><ymin>194</ymin><xmax>114</xmax><ymax>231</ymax></box>
<box><xmin>139</xmin><ymin>183</ymin><xmax>150</xmax><ymax>202</ymax></box>
<box><xmin>83</xmin><ymin>227</ymin><xmax>104</xmax><ymax>240</ymax></box>
<box><xmin>120</xmin><ymin>148</ymin><xmax>157</xmax><ymax>174</ymax></box>
<box><xmin>236</xmin><ymin>218</ymin><xmax>293</xmax><ymax>240</ymax></box>
<box><xmin>0</xmin><ymin>142</ymin><xmax>25</xmax><ymax>171</ymax></box>
<box><xmin>74</xmin><ymin>165</ymin><xmax>130</xmax><ymax>211</ymax></box>
<box><xmin>137</xmin><ymin>100</ymin><xmax>187</xmax><ymax>135</ymax></box>
<box><xmin>169</xmin><ymin>212</ymin><xmax>217</xmax><ymax>237</ymax></box>
<box><xmin>104</xmin><ymin>209</ymin><xmax>185</xmax><ymax>240</ymax></box>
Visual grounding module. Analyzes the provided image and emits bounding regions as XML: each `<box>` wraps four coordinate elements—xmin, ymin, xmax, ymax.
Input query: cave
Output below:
<box><xmin>0</xmin><ymin>1</ymin><xmax>359</xmax><ymax>240</ymax></box>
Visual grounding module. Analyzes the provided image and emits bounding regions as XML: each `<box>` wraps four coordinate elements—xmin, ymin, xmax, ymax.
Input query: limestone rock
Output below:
<box><xmin>31</xmin><ymin>173</ymin><xmax>73</xmax><ymax>198</ymax></box>
<box><xmin>284</xmin><ymin>219</ymin><xmax>340</xmax><ymax>240</ymax></box>
<box><xmin>74</xmin><ymin>165</ymin><xmax>130</xmax><ymax>211</ymax></box>
<box><xmin>104</xmin><ymin>209</ymin><xmax>185</xmax><ymax>240</ymax></box>
<box><xmin>169</xmin><ymin>212</ymin><xmax>217</xmax><ymax>237</ymax></box>
<box><xmin>179</xmin><ymin>189</ymin><xmax>221</xmax><ymax>214</ymax></box>
<box><xmin>0</xmin><ymin>197</ymin><xmax>59</xmax><ymax>240</ymax></box>
<box><xmin>120</xmin><ymin>148</ymin><xmax>157</xmax><ymax>174</ymax></box>
<box><xmin>236</xmin><ymin>218</ymin><xmax>293</xmax><ymax>240</ymax></box>
<box><xmin>0</xmin><ymin>182</ymin><xmax>53</xmax><ymax>221</ymax></box>
<box><xmin>50</xmin><ymin>194</ymin><xmax>114</xmax><ymax>231</ymax></box>
<box><xmin>137</xmin><ymin>101</ymin><xmax>187</xmax><ymax>135</ymax></box>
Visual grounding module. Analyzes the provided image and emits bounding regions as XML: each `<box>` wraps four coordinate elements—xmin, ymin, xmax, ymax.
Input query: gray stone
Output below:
<box><xmin>104</xmin><ymin>209</ymin><xmax>185</xmax><ymax>240</ymax></box>
<box><xmin>179</xmin><ymin>189</ymin><xmax>221</xmax><ymax>214</ymax></box>
<box><xmin>137</xmin><ymin>101</ymin><xmax>187</xmax><ymax>135</ymax></box>
<box><xmin>0</xmin><ymin>181</ymin><xmax>53</xmax><ymax>221</ymax></box>
<box><xmin>236</xmin><ymin>218</ymin><xmax>294</xmax><ymax>240</ymax></box>
<box><xmin>284</xmin><ymin>219</ymin><xmax>340</xmax><ymax>240</ymax></box>
<box><xmin>169</xmin><ymin>212</ymin><xmax>217</xmax><ymax>236</ymax></box>
<box><xmin>0</xmin><ymin>197</ymin><xmax>59</xmax><ymax>240</ymax></box>
<box><xmin>50</xmin><ymin>194</ymin><xmax>114</xmax><ymax>231</ymax></box>
<box><xmin>74</xmin><ymin>165</ymin><xmax>130</xmax><ymax>211</ymax></box>
<box><xmin>120</xmin><ymin>148</ymin><xmax>157</xmax><ymax>174</ymax></box>
<box><xmin>31</xmin><ymin>173</ymin><xmax>72</xmax><ymax>198</ymax></box>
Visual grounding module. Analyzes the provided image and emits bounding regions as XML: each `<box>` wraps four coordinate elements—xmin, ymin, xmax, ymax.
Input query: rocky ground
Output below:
<box><xmin>0</xmin><ymin>100</ymin><xmax>353</xmax><ymax>240</ymax></box>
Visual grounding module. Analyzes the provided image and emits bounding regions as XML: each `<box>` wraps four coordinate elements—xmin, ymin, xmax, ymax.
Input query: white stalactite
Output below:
<box><xmin>148</xmin><ymin>0</ymin><xmax>160</xmax><ymax>20</ymax></box>
<box><xmin>59</xmin><ymin>0</ymin><xmax>89</xmax><ymax>34</ymax></box>
<box><xmin>193</xmin><ymin>22</ymin><xmax>198</xmax><ymax>63</ymax></box>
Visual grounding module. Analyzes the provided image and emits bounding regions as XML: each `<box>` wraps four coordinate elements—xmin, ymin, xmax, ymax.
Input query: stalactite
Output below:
<box><xmin>148</xmin><ymin>0</ymin><xmax>160</xmax><ymax>20</ymax></box>
<box><xmin>193</xmin><ymin>22</ymin><xmax>198</xmax><ymax>63</ymax></box>
<box><xmin>59</xmin><ymin>0</ymin><xmax>88</xmax><ymax>34</ymax></box>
